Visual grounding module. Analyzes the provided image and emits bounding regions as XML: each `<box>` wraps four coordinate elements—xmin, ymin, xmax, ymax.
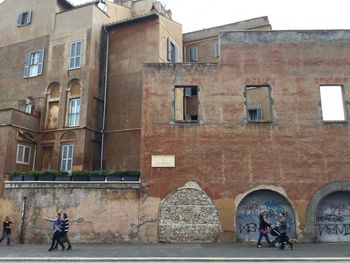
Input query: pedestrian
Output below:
<box><xmin>0</xmin><ymin>216</ymin><xmax>13</xmax><ymax>245</ymax></box>
<box><xmin>278</xmin><ymin>211</ymin><xmax>294</xmax><ymax>249</ymax></box>
<box><xmin>54</xmin><ymin>212</ymin><xmax>72</xmax><ymax>250</ymax></box>
<box><xmin>257</xmin><ymin>212</ymin><xmax>272</xmax><ymax>248</ymax></box>
<box><xmin>44</xmin><ymin>213</ymin><xmax>65</xmax><ymax>251</ymax></box>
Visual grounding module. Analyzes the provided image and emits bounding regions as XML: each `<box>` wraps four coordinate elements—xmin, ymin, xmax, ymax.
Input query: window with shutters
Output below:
<box><xmin>23</xmin><ymin>49</ymin><xmax>44</xmax><ymax>78</ymax></box>
<box><xmin>189</xmin><ymin>47</ymin><xmax>198</xmax><ymax>62</ymax></box>
<box><xmin>17</xmin><ymin>10</ymin><xmax>32</xmax><ymax>26</ymax></box>
<box><xmin>174</xmin><ymin>86</ymin><xmax>198</xmax><ymax>122</ymax></box>
<box><xmin>16</xmin><ymin>144</ymin><xmax>31</xmax><ymax>165</ymax></box>
<box><xmin>68</xmin><ymin>98</ymin><xmax>80</xmax><ymax>127</ymax></box>
<box><xmin>69</xmin><ymin>40</ymin><xmax>83</xmax><ymax>70</ymax></box>
<box><xmin>61</xmin><ymin>144</ymin><xmax>74</xmax><ymax>173</ymax></box>
<box><xmin>245</xmin><ymin>85</ymin><xmax>272</xmax><ymax>122</ymax></box>
<box><xmin>167</xmin><ymin>38</ymin><xmax>178</xmax><ymax>62</ymax></box>
<box><xmin>66</xmin><ymin>79</ymin><xmax>81</xmax><ymax>127</ymax></box>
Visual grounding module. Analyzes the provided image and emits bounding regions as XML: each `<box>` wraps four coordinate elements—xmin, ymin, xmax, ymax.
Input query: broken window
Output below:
<box><xmin>245</xmin><ymin>85</ymin><xmax>272</xmax><ymax>122</ymax></box>
<box><xmin>320</xmin><ymin>85</ymin><xmax>346</xmax><ymax>121</ymax></box>
<box><xmin>175</xmin><ymin>86</ymin><xmax>198</xmax><ymax>122</ymax></box>
<box><xmin>16</xmin><ymin>144</ymin><xmax>31</xmax><ymax>165</ymax></box>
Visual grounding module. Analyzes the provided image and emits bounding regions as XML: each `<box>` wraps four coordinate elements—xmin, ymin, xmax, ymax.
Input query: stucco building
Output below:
<box><xmin>0</xmin><ymin>0</ymin><xmax>349</xmax><ymax>245</ymax></box>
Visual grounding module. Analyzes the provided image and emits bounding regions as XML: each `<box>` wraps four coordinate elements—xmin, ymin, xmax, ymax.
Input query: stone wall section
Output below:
<box><xmin>159</xmin><ymin>182</ymin><xmax>221</xmax><ymax>243</ymax></box>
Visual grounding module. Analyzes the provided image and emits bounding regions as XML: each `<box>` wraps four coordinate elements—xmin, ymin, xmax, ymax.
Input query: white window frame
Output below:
<box><xmin>320</xmin><ymin>85</ymin><xmax>346</xmax><ymax>122</ymax></box>
<box><xmin>23</xmin><ymin>49</ymin><xmax>44</xmax><ymax>78</ymax></box>
<box><xmin>16</xmin><ymin>144</ymin><xmax>31</xmax><ymax>165</ymax></box>
<box><xmin>61</xmin><ymin>144</ymin><xmax>74</xmax><ymax>173</ymax></box>
<box><xmin>68</xmin><ymin>98</ymin><xmax>80</xmax><ymax>127</ymax></box>
<box><xmin>189</xmin><ymin>47</ymin><xmax>198</xmax><ymax>62</ymax></box>
<box><xmin>167</xmin><ymin>38</ymin><xmax>178</xmax><ymax>63</ymax></box>
<box><xmin>69</xmin><ymin>40</ymin><xmax>83</xmax><ymax>70</ymax></box>
<box><xmin>17</xmin><ymin>10</ymin><xmax>32</xmax><ymax>26</ymax></box>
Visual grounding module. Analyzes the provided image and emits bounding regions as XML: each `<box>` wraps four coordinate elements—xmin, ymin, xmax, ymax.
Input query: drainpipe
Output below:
<box><xmin>100</xmin><ymin>26</ymin><xmax>109</xmax><ymax>170</ymax></box>
<box><xmin>32</xmin><ymin>144</ymin><xmax>37</xmax><ymax>171</ymax></box>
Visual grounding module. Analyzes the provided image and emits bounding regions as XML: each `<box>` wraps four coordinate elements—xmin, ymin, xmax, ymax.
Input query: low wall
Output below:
<box><xmin>1</xmin><ymin>182</ymin><xmax>140</xmax><ymax>244</ymax></box>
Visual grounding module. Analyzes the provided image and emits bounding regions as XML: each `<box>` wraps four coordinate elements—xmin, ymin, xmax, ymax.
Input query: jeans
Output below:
<box><xmin>0</xmin><ymin>228</ymin><xmax>11</xmax><ymax>245</ymax></box>
<box><xmin>257</xmin><ymin>229</ymin><xmax>271</xmax><ymax>246</ymax></box>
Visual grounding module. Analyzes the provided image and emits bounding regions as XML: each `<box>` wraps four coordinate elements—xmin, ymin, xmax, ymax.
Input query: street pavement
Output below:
<box><xmin>0</xmin><ymin>243</ymin><xmax>349</xmax><ymax>262</ymax></box>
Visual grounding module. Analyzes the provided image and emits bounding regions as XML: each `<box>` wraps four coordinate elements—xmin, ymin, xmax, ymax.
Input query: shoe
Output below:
<box><xmin>48</xmin><ymin>248</ymin><xmax>53</xmax><ymax>251</ymax></box>
<box><xmin>257</xmin><ymin>245</ymin><xmax>261</xmax><ymax>248</ymax></box>
<box><xmin>61</xmin><ymin>246</ymin><xmax>65</xmax><ymax>251</ymax></box>
<box><xmin>67</xmin><ymin>246</ymin><xmax>72</xmax><ymax>250</ymax></box>
<box><xmin>290</xmin><ymin>244</ymin><xmax>294</xmax><ymax>250</ymax></box>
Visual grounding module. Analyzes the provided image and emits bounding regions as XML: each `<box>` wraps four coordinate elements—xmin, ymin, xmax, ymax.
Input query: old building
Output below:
<box><xmin>141</xmin><ymin>30</ymin><xmax>350</xmax><ymax>243</ymax></box>
<box><xmin>1</xmin><ymin>0</ymin><xmax>349</xmax><ymax>245</ymax></box>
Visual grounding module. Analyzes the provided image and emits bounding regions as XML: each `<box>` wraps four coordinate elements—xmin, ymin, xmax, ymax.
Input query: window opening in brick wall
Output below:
<box><xmin>175</xmin><ymin>86</ymin><xmax>198</xmax><ymax>122</ymax></box>
<box><xmin>320</xmin><ymin>85</ymin><xmax>346</xmax><ymax>121</ymax></box>
<box><xmin>245</xmin><ymin>85</ymin><xmax>272</xmax><ymax>122</ymax></box>
<box><xmin>17</xmin><ymin>10</ymin><xmax>32</xmax><ymax>26</ymax></box>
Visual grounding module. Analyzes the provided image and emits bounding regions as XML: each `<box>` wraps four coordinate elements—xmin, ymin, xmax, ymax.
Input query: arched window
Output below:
<box><xmin>45</xmin><ymin>82</ymin><xmax>60</xmax><ymax>129</ymax></box>
<box><xmin>66</xmin><ymin>79</ymin><xmax>81</xmax><ymax>127</ymax></box>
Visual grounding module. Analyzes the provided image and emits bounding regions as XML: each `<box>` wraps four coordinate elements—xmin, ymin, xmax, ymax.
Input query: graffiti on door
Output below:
<box><xmin>316</xmin><ymin>191</ymin><xmax>350</xmax><ymax>242</ymax></box>
<box><xmin>236</xmin><ymin>190</ymin><xmax>296</xmax><ymax>241</ymax></box>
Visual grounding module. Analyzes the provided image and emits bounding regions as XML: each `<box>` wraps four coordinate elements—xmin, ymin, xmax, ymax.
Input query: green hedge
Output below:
<box><xmin>11</xmin><ymin>170</ymin><xmax>140</xmax><ymax>177</ymax></box>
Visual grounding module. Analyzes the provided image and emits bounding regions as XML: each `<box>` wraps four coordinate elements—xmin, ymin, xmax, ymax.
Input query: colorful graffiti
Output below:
<box><xmin>316</xmin><ymin>192</ymin><xmax>350</xmax><ymax>242</ymax></box>
<box><xmin>236</xmin><ymin>190</ymin><xmax>296</xmax><ymax>242</ymax></box>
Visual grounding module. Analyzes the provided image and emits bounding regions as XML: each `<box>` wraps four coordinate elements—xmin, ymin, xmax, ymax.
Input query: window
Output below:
<box><xmin>245</xmin><ymin>85</ymin><xmax>272</xmax><ymax>122</ymax></box>
<box><xmin>16</xmin><ymin>144</ymin><xmax>31</xmax><ymax>165</ymax></box>
<box><xmin>61</xmin><ymin>144</ymin><xmax>74</xmax><ymax>173</ymax></box>
<box><xmin>45</xmin><ymin>83</ymin><xmax>60</xmax><ymax>129</ymax></box>
<box><xmin>69</xmin><ymin>40</ymin><xmax>83</xmax><ymax>70</ymax></box>
<box><xmin>68</xmin><ymin>98</ymin><xmax>80</xmax><ymax>127</ymax></box>
<box><xmin>17</xmin><ymin>10</ymin><xmax>32</xmax><ymax>26</ymax></box>
<box><xmin>320</xmin><ymin>85</ymin><xmax>346</xmax><ymax>121</ymax></box>
<box><xmin>167</xmin><ymin>38</ymin><xmax>178</xmax><ymax>62</ymax></box>
<box><xmin>189</xmin><ymin>47</ymin><xmax>198</xmax><ymax>62</ymax></box>
<box><xmin>175</xmin><ymin>86</ymin><xmax>198</xmax><ymax>122</ymax></box>
<box><xmin>23</xmin><ymin>49</ymin><xmax>44</xmax><ymax>78</ymax></box>
<box><xmin>214</xmin><ymin>42</ymin><xmax>220</xmax><ymax>58</ymax></box>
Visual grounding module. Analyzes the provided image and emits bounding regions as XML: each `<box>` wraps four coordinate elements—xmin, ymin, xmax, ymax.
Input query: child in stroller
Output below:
<box><xmin>270</xmin><ymin>212</ymin><xmax>294</xmax><ymax>250</ymax></box>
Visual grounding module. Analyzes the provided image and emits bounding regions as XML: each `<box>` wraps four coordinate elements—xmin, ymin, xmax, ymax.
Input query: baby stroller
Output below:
<box><xmin>270</xmin><ymin>226</ymin><xmax>294</xmax><ymax>250</ymax></box>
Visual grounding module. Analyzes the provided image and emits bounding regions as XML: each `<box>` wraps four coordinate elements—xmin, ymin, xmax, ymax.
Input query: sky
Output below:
<box><xmin>69</xmin><ymin>0</ymin><xmax>350</xmax><ymax>33</ymax></box>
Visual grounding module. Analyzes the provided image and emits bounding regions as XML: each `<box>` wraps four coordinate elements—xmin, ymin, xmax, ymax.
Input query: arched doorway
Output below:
<box><xmin>236</xmin><ymin>189</ymin><xmax>296</xmax><ymax>242</ymax></box>
<box><xmin>316</xmin><ymin>191</ymin><xmax>350</xmax><ymax>242</ymax></box>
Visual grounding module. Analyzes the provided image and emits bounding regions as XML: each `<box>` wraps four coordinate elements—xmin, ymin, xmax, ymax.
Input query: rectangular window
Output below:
<box><xmin>214</xmin><ymin>42</ymin><xmax>220</xmax><ymax>58</ymax></box>
<box><xmin>61</xmin><ymin>144</ymin><xmax>74</xmax><ymax>173</ymax></box>
<box><xmin>189</xmin><ymin>47</ymin><xmax>198</xmax><ymax>62</ymax></box>
<box><xmin>17</xmin><ymin>10</ymin><xmax>32</xmax><ymax>26</ymax></box>
<box><xmin>245</xmin><ymin>85</ymin><xmax>272</xmax><ymax>122</ymax></box>
<box><xmin>23</xmin><ymin>49</ymin><xmax>44</xmax><ymax>78</ymax></box>
<box><xmin>175</xmin><ymin>86</ymin><xmax>198</xmax><ymax>122</ymax></box>
<box><xmin>69</xmin><ymin>40</ymin><xmax>83</xmax><ymax>70</ymax></box>
<box><xmin>16</xmin><ymin>144</ymin><xmax>31</xmax><ymax>165</ymax></box>
<box><xmin>167</xmin><ymin>38</ymin><xmax>178</xmax><ymax>62</ymax></box>
<box><xmin>320</xmin><ymin>85</ymin><xmax>346</xmax><ymax>121</ymax></box>
<box><xmin>68</xmin><ymin>98</ymin><xmax>80</xmax><ymax>127</ymax></box>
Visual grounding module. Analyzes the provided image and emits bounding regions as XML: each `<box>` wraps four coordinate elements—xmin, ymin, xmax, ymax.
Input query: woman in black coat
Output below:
<box><xmin>257</xmin><ymin>212</ymin><xmax>272</xmax><ymax>248</ymax></box>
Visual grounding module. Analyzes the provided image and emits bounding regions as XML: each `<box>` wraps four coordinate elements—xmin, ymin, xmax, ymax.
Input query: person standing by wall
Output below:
<box><xmin>44</xmin><ymin>213</ymin><xmax>65</xmax><ymax>251</ymax></box>
<box><xmin>0</xmin><ymin>216</ymin><xmax>13</xmax><ymax>245</ymax></box>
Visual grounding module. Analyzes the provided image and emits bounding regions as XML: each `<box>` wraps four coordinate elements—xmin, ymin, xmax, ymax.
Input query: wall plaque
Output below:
<box><xmin>151</xmin><ymin>155</ymin><xmax>175</xmax><ymax>168</ymax></box>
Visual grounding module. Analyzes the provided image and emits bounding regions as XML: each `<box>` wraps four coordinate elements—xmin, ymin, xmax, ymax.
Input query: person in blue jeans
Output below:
<box><xmin>0</xmin><ymin>216</ymin><xmax>13</xmax><ymax>245</ymax></box>
<box><xmin>257</xmin><ymin>212</ymin><xmax>272</xmax><ymax>248</ymax></box>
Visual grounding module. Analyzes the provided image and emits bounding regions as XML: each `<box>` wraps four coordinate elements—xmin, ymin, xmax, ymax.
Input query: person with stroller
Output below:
<box><xmin>257</xmin><ymin>212</ymin><xmax>273</xmax><ymax>248</ymax></box>
<box><xmin>278</xmin><ymin>211</ymin><xmax>294</xmax><ymax>250</ymax></box>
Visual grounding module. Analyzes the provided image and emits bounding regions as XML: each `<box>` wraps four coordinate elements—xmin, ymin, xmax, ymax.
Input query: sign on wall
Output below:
<box><xmin>151</xmin><ymin>155</ymin><xmax>175</xmax><ymax>168</ymax></box>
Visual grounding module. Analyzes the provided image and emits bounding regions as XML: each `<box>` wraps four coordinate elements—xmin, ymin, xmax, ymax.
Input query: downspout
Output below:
<box><xmin>32</xmin><ymin>145</ymin><xmax>37</xmax><ymax>171</ymax></box>
<box><xmin>100</xmin><ymin>26</ymin><xmax>109</xmax><ymax>170</ymax></box>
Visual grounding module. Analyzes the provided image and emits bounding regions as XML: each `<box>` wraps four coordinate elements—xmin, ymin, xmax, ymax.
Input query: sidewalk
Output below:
<box><xmin>0</xmin><ymin>243</ymin><xmax>349</xmax><ymax>262</ymax></box>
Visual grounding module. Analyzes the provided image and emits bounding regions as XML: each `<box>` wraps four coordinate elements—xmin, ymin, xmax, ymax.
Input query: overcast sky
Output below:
<box><xmin>69</xmin><ymin>0</ymin><xmax>350</xmax><ymax>33</ymax></box>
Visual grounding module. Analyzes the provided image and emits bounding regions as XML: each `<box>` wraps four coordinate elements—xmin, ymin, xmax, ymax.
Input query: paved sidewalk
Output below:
<box><xmin>0</xmin><ymin>243</ymin><xmax>349</xmax><ymax>260</ymax></box>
